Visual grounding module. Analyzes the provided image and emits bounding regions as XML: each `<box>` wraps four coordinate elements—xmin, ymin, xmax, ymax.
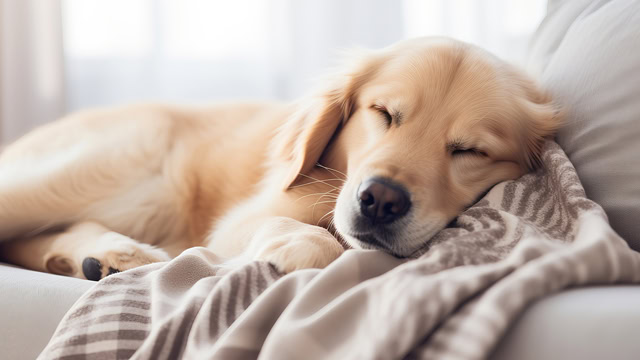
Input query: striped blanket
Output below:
<box><xmin>39</xmin><ymin>141</ymin><xmax>640</xmax><ymax>360</ymax></box>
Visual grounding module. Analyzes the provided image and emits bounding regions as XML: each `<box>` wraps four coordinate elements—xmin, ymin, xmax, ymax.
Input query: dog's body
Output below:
<box><xmin>0</xmin><ymin>38</ymin><xmax>562</xmax><ymax>280</ymax></box>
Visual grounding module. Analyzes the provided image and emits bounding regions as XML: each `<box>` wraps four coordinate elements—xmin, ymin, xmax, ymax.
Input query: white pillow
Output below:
<box><xmin>527</xmin><ymin>0</ymin><xmax>640</xmax><ymax>249</ymax></box>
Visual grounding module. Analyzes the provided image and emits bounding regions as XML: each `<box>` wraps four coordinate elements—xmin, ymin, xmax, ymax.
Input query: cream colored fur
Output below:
<box><xmin>0</xmin><ymin>38</ymin><xmax>562</xmax><ymax>279</ymax></box>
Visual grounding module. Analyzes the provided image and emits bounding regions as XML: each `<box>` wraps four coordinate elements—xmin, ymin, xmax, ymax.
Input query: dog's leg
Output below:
<box><xmin>248</xmin><ymin>217</ymin><xmax>345</xmax><ymax>273</ymax></box>
<box><xmin>207</xmin><ymin>170</ymin><xmax>346</xmax><ymax>273</ymax></box>
<box><xmin>0</xmin><ymin>221</ymin><xmax>170</xmax><ymax>280</ymax></box>
<box><xmin>209</xmin><ymin>203</ymin><xmax>344</xmax><ymax>273</ymax></box>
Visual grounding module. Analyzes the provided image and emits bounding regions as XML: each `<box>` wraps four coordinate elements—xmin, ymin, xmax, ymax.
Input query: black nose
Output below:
<box><xmin>357</xmin><ymin>177</ymin><xmax>411</xmax><ymax>224</ymax></box>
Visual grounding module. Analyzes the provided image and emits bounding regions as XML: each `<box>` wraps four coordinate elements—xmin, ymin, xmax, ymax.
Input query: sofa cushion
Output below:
<box><xmin>0</xmin><ymin>263</ymin><xmax>93</xmax><ymax>360</ymax></box>
<box><xmin>527</xmin><ymin>0</ymin><xmax>640</xmax><ymax>249</ymax></box>
<box><xmin>491</xmin><ymin>286</ymin><xmax>640</xmax><ymax>360</ymax></box>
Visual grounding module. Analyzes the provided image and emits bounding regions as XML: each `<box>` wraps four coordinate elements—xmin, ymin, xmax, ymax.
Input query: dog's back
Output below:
<box><xmin>0</xmin><ymin>102</ymin><xmax>288</xmax><ymax>255</ymax></box>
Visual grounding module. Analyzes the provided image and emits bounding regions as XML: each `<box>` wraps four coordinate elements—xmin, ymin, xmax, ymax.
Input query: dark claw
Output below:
<box><xmin>107</xmin><ymin>267</ymin><xmax>120</xmax><ymax>276</ymax></box>
<box><xmin>82</xmin><ymin>257</ymin><xmax>103</xmax><ymax>281</ymax></box>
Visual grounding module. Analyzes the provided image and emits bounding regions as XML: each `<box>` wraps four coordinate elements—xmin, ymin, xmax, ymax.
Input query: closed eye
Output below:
<box><xmin>452</xmin><ymin>148</ymin><xmax>487</xmax><ymax>157</ymax></box>
<box><xmin>448</xmin><ymin>143</ymin><xmax>488</xmax><ymax>157</ymax></box>
<box><xmin>371</xmin><ymin>104</ymin><xmax>393</xmax><ymax>127</ymax></box>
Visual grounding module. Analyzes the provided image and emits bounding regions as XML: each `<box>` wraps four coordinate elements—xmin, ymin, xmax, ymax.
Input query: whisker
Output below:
<box><xmin>315</xmin><ymin>192</ymin><xmax>340</xmax><ymax>202</ymax></box>
<box><xmin>292</xmin><ymin>172</ymin><xmax>343</xmax><ymax>218</ymax></box>
<box><xmin>295</xmin><ymin>189</ymin><xmax>339</xmax><ymax>203</ymax></box>
<box><xmin>316</xmin><ymin>209</ymin><xmax>335</xmax><ymax>226</ymax></box>
<box><xmin>289</xmin><ymin>179</ymin><xmax>341</xmax><ymax>189</ymax></box>
<box><xmin>315</xmin><ymin>163</ymin><xmax>347</xmax><ymax>180</ymax></box>
<box><xmin>311</xmin><ymin>200</ymin><xmax>338</xmax><ymax>206</ymax></box>
<box><xmin>311</xmin><ymin>192</ymin><xmax>340</xmax><ymax>218</ymax></box>
<box><xmin>309</xmin><ymin>199</ymin><xmax>338</xmax><ymax>218</ymax></box>
<box><xmin>297</xmin><ymin>173</ymin><xmax>343</xmax><ymax>190</ymax></box>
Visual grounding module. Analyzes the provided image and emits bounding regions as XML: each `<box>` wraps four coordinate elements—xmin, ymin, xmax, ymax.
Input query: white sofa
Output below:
<box><xmin>3</xmin><ymin>0</ymin><xmax>640</xmax><ymax>359</ymax></box>
<box><xmin>0</xmin><ymin>263</ymin><xmax>93</xmax><ymax>360</ymax></box>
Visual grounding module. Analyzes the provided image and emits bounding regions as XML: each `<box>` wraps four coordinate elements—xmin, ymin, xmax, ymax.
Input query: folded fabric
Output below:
<box><xmin>39</xmin><ymin>141</ymin><xmax>640</xmax><ymax>360</ymax></box>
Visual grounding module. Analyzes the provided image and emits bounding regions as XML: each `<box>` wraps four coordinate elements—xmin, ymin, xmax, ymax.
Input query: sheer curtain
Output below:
<box><xmin>62</xmin><ymin>0</ymin><xmax>406</xmax><ymax>109</ymax></box>
<box><xmin>0</xmin><ymin>0</ymin><xmax>546</xmax><ymax>144</ymax></box>
<box><xmin>0</xmin><ymin>0</ymin><xmax>65</xmax><ymax>144</ymax></box>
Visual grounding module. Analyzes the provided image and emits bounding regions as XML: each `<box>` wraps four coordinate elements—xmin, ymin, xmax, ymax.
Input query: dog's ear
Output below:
<box><xmin>273</xmin><ymin>52</ymin><xmax>382</xmax><ymax>190</ymax></box>
<box><xmin>519</xmin><ymin>87</ymin><xmax>566</xmax><ymax>170</ymax></box>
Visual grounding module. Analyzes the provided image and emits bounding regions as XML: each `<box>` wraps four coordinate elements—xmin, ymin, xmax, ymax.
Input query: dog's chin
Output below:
<box><xmin>334</xmin><ymin>213</ymin><xmax>448</xmax><ymax>258</ymax></box>
<box><xmin>337</xmin><ymin>230</ymin><xmax>418</xmax><ymax>258</ymax></box>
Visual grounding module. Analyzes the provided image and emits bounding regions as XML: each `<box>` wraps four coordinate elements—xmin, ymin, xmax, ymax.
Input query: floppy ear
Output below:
<box><xmin>519</xmin><ymin>88</ymin><xmax>565</xmax><ymax>170</ymax></box>
<box><xmin>273</xmin><ymin>52</ymin><xmax>381</xmax><ymax>190</ymax></box>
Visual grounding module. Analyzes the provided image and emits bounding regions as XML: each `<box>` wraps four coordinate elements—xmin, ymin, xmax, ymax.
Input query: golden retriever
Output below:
<box><xmin>0</xmin><ymin>37</ymin><xmax>562</xmax><ymax>280</ymax></box>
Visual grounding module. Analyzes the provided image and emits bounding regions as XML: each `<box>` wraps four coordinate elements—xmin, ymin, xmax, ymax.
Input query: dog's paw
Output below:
<box><xmin>82</xmin><ymin>232</ymin><xmax>170</xmax><ymax>281</ymax></box>
<box><xmin>254</xmin><ymin>227</ymin><xmax>344</xmax><ymax>273</ymax></box>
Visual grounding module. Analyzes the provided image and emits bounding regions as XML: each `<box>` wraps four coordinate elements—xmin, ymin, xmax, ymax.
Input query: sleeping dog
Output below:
<box><xmin>0</xmin><ymin>37</ymin><xmax>562</xmax><ymax>280</ymax></box>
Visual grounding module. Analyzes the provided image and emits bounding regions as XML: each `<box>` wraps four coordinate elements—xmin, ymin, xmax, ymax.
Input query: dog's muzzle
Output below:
<box><xmin>344</xmin><ymin>177</ymin><xmax>412</xmax><ymax>251</ymax></box>
<box><xmin>357</xmin><ymin>177</ymin><xmax>411</xmax><ymax>224</ymax></box>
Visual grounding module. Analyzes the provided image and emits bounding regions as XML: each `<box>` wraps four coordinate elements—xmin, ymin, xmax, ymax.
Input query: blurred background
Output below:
<box><xmin>0</xmin><ymin>0</ymin><xmax>546</xmax><ymax>144</ymax></box>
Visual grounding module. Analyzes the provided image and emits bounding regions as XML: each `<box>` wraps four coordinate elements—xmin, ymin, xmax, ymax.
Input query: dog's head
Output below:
<box><xmin>275</xmin><ymin>37</ymin><xmax>563</xmax><ymax>256</ymax></box>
